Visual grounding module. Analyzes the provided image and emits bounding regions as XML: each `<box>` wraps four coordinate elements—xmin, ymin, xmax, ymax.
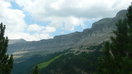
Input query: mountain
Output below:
<box><xmin>8</xmin><ymin>10</ymin><xmax>127</xmax><ymax>57</ymax></box>
<box><xmin>9</xmin><ymin>39</ymin><xmax>26</xmax><ymax>45</ymax></box>
<box><xmin>37</xmin><ymin>10</ymin><xmax>128</xmax><ymax>74</ymax></box>
<box><xmin>9</xmin><ymin>10</ymin><xmax>127</xmax><ymax>74</ymax></box>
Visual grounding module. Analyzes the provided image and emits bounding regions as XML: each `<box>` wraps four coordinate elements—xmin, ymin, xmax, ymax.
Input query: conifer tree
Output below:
<box><xmin>97</xmin><ymin>4</ymin><xmax>132</xmax><ymax>74</ymax></box>
<box><xmin>0</xmin><ymin>23</ymin><xmax>13</xmax><ymax>74</ymax></box>
<box><xmin>127</xmin><ymin>3</ymin><xmax>132</xmax><ymax>58</ymax></box>
<box><xmin>32</xmin><ymin>66</ymin><xmax>39</xmax><ymax>74</ymax></box>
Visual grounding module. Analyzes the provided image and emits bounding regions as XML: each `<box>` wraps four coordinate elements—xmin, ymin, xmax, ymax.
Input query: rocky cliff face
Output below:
<box><xmin>8</xmin><ymin>10</ymin><xmax>127</xmax><ymax>57</ymax></box>
<box><xmin>75</xmin><ymin>10</ymin><xmax>127</xmax><ymax>47</ymax></box>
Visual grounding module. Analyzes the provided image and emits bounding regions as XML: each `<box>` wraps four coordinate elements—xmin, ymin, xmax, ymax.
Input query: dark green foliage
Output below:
<box><xmin>98</xmin><ymin>4</ymin><xmax>132</xmax><ymax>74</ymax></box>
<box><xmin>0</xmin><ymin>23</ymin><xmax>13</xmax><ymax>74</ymax></box>
<box><xmin>127</xmin><ymin>4</ymin><xmax>132</xmax><ymax>24</ymax></box>
<box><xmin>40</xmin><ymin>46</ymin><xmax>102</xmax><ymax>74</ymax></box>
<box><xmin>32</xmin><ymin>66</ymin><xmax>39</xmax><ymax>74</ymax></box>
<box><xmin>127</xmin><ymin>3</ymin><xmax>132</xmax><ymax>58</ymax></box>
<box><xmin>12</xmin><ymin>52</ymin><xmax>64</xmax><ymax>74</ymax></box>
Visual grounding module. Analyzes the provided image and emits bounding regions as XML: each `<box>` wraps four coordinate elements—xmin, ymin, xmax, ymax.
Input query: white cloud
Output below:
<box><xmin>26</xmin><ymin>24</ymin><xmax>56</xmax><ymax>41</ymax></box>
<box><xmin>14</xmin><ymin>0</ymin><xmax>132</xmax><ymax>31</ymax></box>
<box><xmin>0</xmin><ymin>1</ymin><xmax>26</xmax><ymax>32</ymax></box>
<box><xmin>48</xmin><ymin>16</ymin><xmax>87</xmax><ymax>31</ymax></box>
<box><xmin>0</xmin><ymin>0</ymin><xmax>56</xmax><ymax>41</ymax></box>
<box><xmin>7</xmin><ymin>32</ymin><xmax>52</xmax><ymax>41</ymax></box>
<box><xmin>0</xmin><ymin>0</ymin><xmax>132</xmax><ymax>41</ymax></box>
<box><xmin>43</xmin><ymin>26</ymin><xmax>56</xmax><ymax>33</ymax></box>
<box><xmin>0</xmin><ymin>0</ymin><xmax>27</xmax><ymax>37</ymax></box>
<box><xmin>15</xmin><ymin>0</ymin><xmax>132</xmax><ymax>18</ymax></box>
<box><xmin>27</xmin><ymin>24</ymin><xmax>42</xmax><ymax>32</ymax></box>
<box><xmin>27</xmin><ymin>24</ymin><xmax>56</xmax><ymax>33</ymax></box>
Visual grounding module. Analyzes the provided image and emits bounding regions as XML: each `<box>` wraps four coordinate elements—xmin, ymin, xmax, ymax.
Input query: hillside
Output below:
<box><xmin>39</xmin><ymin>45</ymin><xmax>102</xmax><ymax>74</ymax></box>
<box><xmin>37</xmin><ymin>55</ymin><xmax>62</xmax><ymax>70</ymax></box>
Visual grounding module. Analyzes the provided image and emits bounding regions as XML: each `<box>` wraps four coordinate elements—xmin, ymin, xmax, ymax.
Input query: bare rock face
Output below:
<box><xmin>8</xmin><ymin>10</ymin><xmax>127</xmax><ymax>56</ymax></box>
<box><xmin>74</xmin><ymin>10</ymin><xmax>127</xmax><ymax>47</ymax></box>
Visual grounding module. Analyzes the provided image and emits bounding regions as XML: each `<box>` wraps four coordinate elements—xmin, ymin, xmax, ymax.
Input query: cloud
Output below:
<box><xmin>26</xmin><ymin>24</ymin><xmax>56</xmax><ymax>41</ymax></box>
<box><xmin>0</xmin><ymin>1</ymin><xmax>26</xmax><ymax>32</ymax></box>
<box><xmin>48</xmin><ymin>16</ymin><xmax>87</xmax><ymax>31</ymax></box>
<box><xmin>7</xmin><ymin>32</ymin><xmax>52</xmax><ymax>41</ymax></box>
<box><xmin>0</xmin><ymin>1</ymin><xmax>27</xmax><ymax>36</ymax></box>
<box><xmin>27</xmin><ymin>24</ymin><xmax>55</xmax><ymax>33</ymax></box>
<box><xmin>0</xmin><ymin>0</ymin><xmax>131</xmax><ymax>41</ymax></box>
<box><xmin>14</xmin><ymin>0</ymin><xmax>131</xmax><ymax>31</ymax></box>
<box><xmin>0</xmin><ymin>0</ymin><xmax>56</xmax><ymax>41</ymax></box>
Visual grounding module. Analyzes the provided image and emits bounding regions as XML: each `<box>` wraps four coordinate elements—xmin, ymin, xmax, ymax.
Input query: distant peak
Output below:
<box><xmin>9</xmin><ymin>39</ymin><xmax>27</xmax><ymax>44</ymax></box>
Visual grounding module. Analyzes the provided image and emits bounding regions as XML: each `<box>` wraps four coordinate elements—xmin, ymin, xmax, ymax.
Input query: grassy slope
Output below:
<box><xmin>37</xmin><ymin>55</ymin><xmax>61</xmax><ymax>70</ymax></box>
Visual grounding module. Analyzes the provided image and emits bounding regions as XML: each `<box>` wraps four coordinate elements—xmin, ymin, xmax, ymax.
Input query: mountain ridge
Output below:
<box><xmin>10</xmin><ymin>9</ymin><xmax>128</xmax><ymax>74</ymax></box>
<box><xmin>8</xmin><ymin>10</ymin><xmax>127</xmax><ymax>58</ymax></box>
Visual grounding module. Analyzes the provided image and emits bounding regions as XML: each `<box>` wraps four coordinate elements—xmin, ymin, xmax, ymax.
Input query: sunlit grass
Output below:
<box><xmin>37</xmin><ymin>55</ymin><xmax>61</xmax><ymax>70</ymax></box>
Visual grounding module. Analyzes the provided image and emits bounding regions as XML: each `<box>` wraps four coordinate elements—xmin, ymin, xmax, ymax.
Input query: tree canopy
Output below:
<box><xmin>98</xmin><ymin>4</ymin><xmax>132</xmax><ymax>74</ymax></box>
<box><xmin>0</xmin><ymin>23</ymin><xmax>13</xmax><ymax>74</ymax></box>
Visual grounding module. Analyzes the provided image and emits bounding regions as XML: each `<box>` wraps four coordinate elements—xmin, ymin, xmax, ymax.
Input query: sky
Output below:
<box><xmin>0</xmin><ymin>0</ymin><xmax>131</xmax><ymax>41</ymax></box>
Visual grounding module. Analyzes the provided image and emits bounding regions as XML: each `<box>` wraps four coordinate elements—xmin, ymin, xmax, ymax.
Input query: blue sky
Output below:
<box><xmin>0</xmin><ymin>0</ymin><xmax>131</xmax><ymax>41</ymax></box>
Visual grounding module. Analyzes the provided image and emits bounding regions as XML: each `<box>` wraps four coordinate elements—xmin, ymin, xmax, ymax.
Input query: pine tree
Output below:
<box><xmin>32</xmin><ymin>66</ymin><xmax>39</xmax><ymax>74</ymax></box>
<box><xmin>97</xmin><ymin>4</ymin><xmax>132</xmax><ymax>74</ymax></box>
<box><xmin>0</xmin><ymin>23</ymin><xmax>13</xmax><ymax>74</ymax></box>
<box><xmin>127</xmin><ymin>3</ymin><xmax>132</xmax><ymax>58</ymax></box>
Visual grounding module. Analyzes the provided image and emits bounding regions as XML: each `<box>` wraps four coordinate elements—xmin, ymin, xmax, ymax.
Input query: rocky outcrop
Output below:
<box><xmin>75</xmin><ymin>10</ymin><xmax>127</xmax><ymax>47</ymax></box>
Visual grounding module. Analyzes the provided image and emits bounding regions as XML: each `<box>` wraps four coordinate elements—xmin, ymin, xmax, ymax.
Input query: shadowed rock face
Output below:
<box><xmin>8</xmin><ymin>10</ymin><xmax>127</xmax><ymax>56</ymax></box>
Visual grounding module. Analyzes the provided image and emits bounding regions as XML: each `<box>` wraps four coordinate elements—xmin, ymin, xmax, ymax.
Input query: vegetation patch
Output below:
<box><xmin>37</xmin><ymin>55</ymin><xmax>62</xmax><ymax>70</ymax></box>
